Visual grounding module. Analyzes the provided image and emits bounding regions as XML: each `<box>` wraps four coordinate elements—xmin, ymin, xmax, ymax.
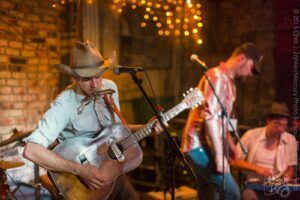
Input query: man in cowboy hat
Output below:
<box><xmin>22</xmin><ymin>41</ymin><xmax>163</xmax><ymax>199</ymax></box>
<box><xmin>231</xmin><ymin>102</ymin><xmax>297</xmax><ymax>200</ymax></box>
<box><xmin>181</xmin><ymin>42</ymin><xmax>263</xmax><ymax>200</ymax></box>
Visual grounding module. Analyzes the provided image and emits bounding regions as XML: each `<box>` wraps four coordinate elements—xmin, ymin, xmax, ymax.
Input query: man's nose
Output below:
<box><xmin>91</xmin><ymin>78</ymin><xmax>97</xmax><ymax>87</ymax></box>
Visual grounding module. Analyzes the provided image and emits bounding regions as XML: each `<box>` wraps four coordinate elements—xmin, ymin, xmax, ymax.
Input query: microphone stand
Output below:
<box><xmin>129</xmin><ymin>72</ymin><xmax>198</xmax><ymax>200</ymax></box>
<box><xmin>196</xmin><ymin>64</ymin><xmax>248</xmax><ymax>200</ymax></box>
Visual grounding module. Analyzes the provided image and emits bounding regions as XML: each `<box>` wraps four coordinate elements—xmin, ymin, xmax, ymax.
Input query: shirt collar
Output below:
<box><xmin>258</xmin><ymin>126</ymin><xmax>288</xmax><ymax>145</ymax></box>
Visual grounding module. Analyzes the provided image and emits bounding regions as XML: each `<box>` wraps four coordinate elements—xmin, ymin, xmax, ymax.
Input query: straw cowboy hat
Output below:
<box><xmin>55</xmin><ymin>40</ymin><xmax>116</xmax><ymax>79</ymax></box>
<box><xmin>267</xmin><ymin>102</ymin><xmax>290</xmax><ymax>119</ymax></box>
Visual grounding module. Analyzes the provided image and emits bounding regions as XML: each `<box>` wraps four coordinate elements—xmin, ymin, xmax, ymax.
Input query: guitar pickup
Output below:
<box><xmin>107</xmin><ymin>138</ymin><xmax>125</xmax><ymax>162</ymax></box>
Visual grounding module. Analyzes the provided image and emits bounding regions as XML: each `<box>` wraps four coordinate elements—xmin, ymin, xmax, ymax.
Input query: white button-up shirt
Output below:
<box><xmin>236</xmin><ymin>127</ymin><xmax>297</xmax><ymax>182</ymax></box>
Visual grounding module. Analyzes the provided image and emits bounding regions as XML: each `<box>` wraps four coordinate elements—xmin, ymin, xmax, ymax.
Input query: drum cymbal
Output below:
<box><xmin>0</xmin><ymin>160</ymin><xmax>25</xmax><ymax>169</ymax></box>
<box><xmin>0</xmin><ymin>129</ymin><xmax>32</xmax><ymax>147</ymax></box>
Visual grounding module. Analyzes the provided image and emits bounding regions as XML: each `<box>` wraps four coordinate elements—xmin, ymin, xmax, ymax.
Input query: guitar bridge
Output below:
<box><xmin>107</xmin><ymin>138</ymin><xmax>125</xmax><ymax>162</ymax></box>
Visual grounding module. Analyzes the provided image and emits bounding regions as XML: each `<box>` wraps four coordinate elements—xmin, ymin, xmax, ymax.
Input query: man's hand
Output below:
<box><xmin>255</xmin><ymin>166</ymin><xmax>272</xmax><ymax>177</ymax></box>
<box><xmin>148</xmin><ymin>117</ymin><xmax>168</xmax><ymax>135</ymax></box>
<box><xmin>215</xmin><ymin>155</ymin><xmax>230</xmax><ymax>173</ymax></box>
<box><xmin>77</xmin><ymin>165</ymin><xmax>110</xmax><ymax>190</ymax></box>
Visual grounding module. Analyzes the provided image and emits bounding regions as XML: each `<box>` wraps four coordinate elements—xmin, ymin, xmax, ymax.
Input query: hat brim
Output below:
<box><xmin>252</xmin><ymin>61</ymin><xmax>261</xmax><ymax>75</ymax></box>
<box><xmin>55</xmin><ymin>51</ymin><xmax>117</xmax><ymax>78</ymax></box>
<box><xmin>267</xmin><ymin>113</ymin><xmax>291</xmax><ymax>119</ymax></box>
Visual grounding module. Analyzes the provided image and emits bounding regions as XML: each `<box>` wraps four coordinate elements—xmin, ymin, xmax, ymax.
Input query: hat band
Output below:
<box><xmin>72</xmin><ymin>60</ymin><xmax>104</xmax><ymax>69</ymax></box>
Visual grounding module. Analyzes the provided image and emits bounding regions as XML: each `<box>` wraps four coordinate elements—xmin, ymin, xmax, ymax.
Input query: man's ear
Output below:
<box><xmin>236</xmin><ymin>53</ymin><xmax>247</xmax><ymax>62</ymax></box>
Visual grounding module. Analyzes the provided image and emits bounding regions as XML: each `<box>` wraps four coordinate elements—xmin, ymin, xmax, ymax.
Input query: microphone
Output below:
<box><xmin>113</xmin><ymin>65</ymin><xmax>144</xmax><ymax>75</ymax></box>
<box><xmin>190</xmin><ymin>54</ymin><xmax>208</xmax><ymax>70</ymax></box>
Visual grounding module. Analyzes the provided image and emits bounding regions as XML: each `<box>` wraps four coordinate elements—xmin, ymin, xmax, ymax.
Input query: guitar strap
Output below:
<box><xmin>103</xmin><ymin>94</ymin><xmax>128</xmax><ymax>126</ymax></box>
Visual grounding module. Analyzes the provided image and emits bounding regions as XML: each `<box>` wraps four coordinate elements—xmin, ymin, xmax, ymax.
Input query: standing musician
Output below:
<box><xmin>181</xmin><ymin>43</ymin><xmax>263</xmax><ymax>200</ymax></box>
<box><xmin>231</xmin><ymin>102</ymin><xmax>297</xmax><ymax>200</ymax></box>
<box><xmin>22</xmin><ymin>41</ymin><xmax>163</xmax><ymax>199</ymax></box>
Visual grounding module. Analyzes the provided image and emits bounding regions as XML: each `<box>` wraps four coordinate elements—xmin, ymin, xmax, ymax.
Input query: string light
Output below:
<box><xmin>112</xmin><ymin>0</ymin><xmax>204</xmax><ymax>45</ymax></box>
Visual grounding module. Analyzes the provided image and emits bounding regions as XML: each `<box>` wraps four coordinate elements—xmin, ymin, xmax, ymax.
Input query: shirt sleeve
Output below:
<box><xmin>24</xmin><ymin>93</ymin><xmax>71</xmax><ymax>148</ymax></box>
<box><xmin>236</xmin><ymin>130</ymin><xmax>252</xmax><ymax>160</ymax></box>
<box><xmin>287</xmin><ymin>134</ymin><xmax>297</xmax><ymax>166</ymax></box>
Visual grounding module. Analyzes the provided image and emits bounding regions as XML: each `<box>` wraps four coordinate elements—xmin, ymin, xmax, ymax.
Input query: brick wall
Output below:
<box><xmin>0</xmin><ymin>0</ymin><xmax>65</xmax><ymax>135</ymax></box>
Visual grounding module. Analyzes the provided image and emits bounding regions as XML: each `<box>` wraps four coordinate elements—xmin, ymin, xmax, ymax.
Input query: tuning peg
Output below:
<box><xmin>189</xmin><ymin>88</ymin><xmax>193</xmax><ymax>92</ymax></box>
<box><xmin>183</xmin><ymin>93</ymin><xmax>186</xmax><ymax>97</ymax></box>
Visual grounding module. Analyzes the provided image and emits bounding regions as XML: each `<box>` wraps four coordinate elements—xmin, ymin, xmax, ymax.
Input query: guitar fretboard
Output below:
<box><xmin>119</xmin><ymin>102</ymin><xmax>186</xmax><ymax>150</ymax></box>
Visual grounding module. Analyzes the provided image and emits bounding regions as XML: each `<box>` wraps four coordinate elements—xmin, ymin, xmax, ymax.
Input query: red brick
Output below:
<box><xmin>0</xmin><ymin>47</ymin><xmax>5</xmax><ymax>54</ymax></box>
<box><xmin>27</xmin><ymin>73</ymin><xmax>37</xmax><ymax>79</ymax></box>
<box><xmin>7</xmin><ymin>79</ymin><xmax>19</xmax><ymax>86</ymax></box>
<box><xmin>21</xmin><ymin>50</ymin><xmax>35</xmax><ymax>57</ymax></box>
<box><xmin>12</xmin><ymin>72</ymin><xmax>27</xmax><ymax>79</ymax></box>
<box><xmin>27</xmin><ymin>14</ymin><xmax>40</xmax><ymax>22</ymax></box>
<box><xmin>19</xmin><ymin>80</ymin><xmax>37</xmax><ymax>87</ymax></box>
<box><xmin>38</xmin><ymin>65</ymin><xmax>49</xmax><ymax>72</ymax></box>
<box><xmin>13</xmin><ymin>102</ymin><xmax>27</xmax><ymax>109</ymax></box>
<box><xmin>0</xmin><ymin>1</ymin><xmax>16</xmax><ymax>9</ymax></box>
<box><xmin>27</xmin><ymin>58</ymin><xmax>39</xmax><ymax>65</ymax></box>
<box><xmin>13</xmin><ymin>87</ymin><xmax>26</xmax><ymax>94</ymax></box>
<box><xmin>46</xmin><ymin>24</ymin><xmax>59</xmax><ymax>31</ymax></box>
<box><xmin>18</xmin><ymin>20</ymin><xmax>31</xmax><ymax>28</ymax></box>
<box><xmin>6</xmin><ymin>48</ymin><xmax>20</xmax><ymax>56</ymax></box>
<box><xmin>24</xmin><ymin>0</ymin><xmax>39</xmax><ymax>7</ymax></box>
<box><xmin>0</xmin><ymin>80</ymin><xmax>6</xmax><ymax>85</ymax></box>
<box><xmin>0</xmin><ymin>118</ymin><xmax>14</xmax><ymax>126</ymax></box>
<box><xmin>28</xmin><ymin>87</ymin><xmax>40</xmax><ymax>94</ymax></box>
<box><xmin>10</xmin><ymin>109</ymin><xmax>23</xmax><ymax>117</ymax></box>
<box><xmin>0</xmin><ymin>95</ymin><xmax>11</xmax><ymax>101</ymax></box>
<box><xmin>10</xmin><ymin>0</ymin><xmax>24</xmax><ymax>4</ymax></box>
<box><xmin>36</xmin><ymin>50</ymin><xmax>48</xmax><ymax>58</ymax></box>
<box><xmin>0</xmin><ymin>55</ymin><xmax>9</xmax><ymax>63</ymax></box>
<box><xmin>0</xmin><ymin>126</ymin><xmax>12</xmax><ymax>134</ymax></box>
<box><xmin>39</xmin><ymin>59</ymin><xmax>49</xmax><ymax>65</ymax></box>
<box><xmin>25</xmin><ymin>66</ymin><xmax>38</xmax><ymax>73</ymax></box>
<box><xmin>24</xmin><ymin>44</ymin><xmax>35</xmax><ymax>50</ymax></box>
<box><xmin>22</xmin><ymin>94</ymin><xmax>37</xmax><ymax>101</ymax></box>
<box><xmin>43</xmin><ymin>16</ymin><xmax>56</xmax><ymax>23</ymax></box>
<box><xmin>0</xmin><ymin>39</ymin><xmax>8</xmax><ymax>47</ymax></box>
<box><xmin>22</xmin><ymin>109</ymin><xmax>39</xmax><ymax>115</ymax></box>
<box><xmin>46</xmin><ymin>9</ymin><xmax>60</xmax><ymax>17</ymax></box>
<box><xmin>17</xmin><ymin>4</ymin><xmax>32</xmax><ymax>13</ymax></box>
<box><xmin>0</xmin><ymin>71</ymin><xmax>11</xmax><ymax>78</ymax></box>
<box><xmin>32</xmin><ymin>8</ymin><xmax>47</xmax><ymax>15</ymax></box>
<box><xmin>9</xmin><ymin>10</ymin><xmax>24</xmax><ymax>19</ymax></box>
<box><xmin>0</xmin><ymin>102</ymin><xmax>13</xmax><ymax>109</ymax></box>
<box><xmin>32</xmin><ymin>22</ymin><xmax>47</xmax><ymax>29</ymax></box>
<box><xmin>1</xmin><ymin>16</ymin><xmax>17</xmax><ymax>24</ymax></box>
<box><xmin>0</xmin><ymin>86</ymin><xmax>12</xmax><ymax>94</ymax></box>
<box><xmin>9</xmin><ymin>41</ymin><xmax>23</xmax><ymax>49</ymax></box>
<box><xmin>39</xmin><ymin>94</ymin><xmax>47</xmax><ymax>101</ymax></box>
<box><xmin>10</xmin><ymin>94</ymin><xmax>22</xmax><ymax>101</ymax></box>
<box><xmin>15</xmin><ymin>117</ymin><xmax>28</xmax><ymax>124</ymax></box>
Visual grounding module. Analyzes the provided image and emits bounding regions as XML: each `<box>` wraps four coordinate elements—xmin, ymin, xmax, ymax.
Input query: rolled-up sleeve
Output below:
<box><xmin>24</xmin><ymin>96</ymin><xmax>70</xmax><ymax>148</ymax></box>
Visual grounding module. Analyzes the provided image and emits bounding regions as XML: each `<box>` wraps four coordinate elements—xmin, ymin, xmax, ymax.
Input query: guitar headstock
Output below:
<box><xmin>182</xmin><ymin>87</ymin><xmax>204</xmax><ymax>109</ymax></box>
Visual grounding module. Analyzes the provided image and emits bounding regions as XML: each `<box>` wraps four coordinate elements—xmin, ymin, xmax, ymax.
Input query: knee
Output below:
<box><xmin>242</xmin><ymin>189</ymin><xmax>258</xmax><ymax>200</ymax></box>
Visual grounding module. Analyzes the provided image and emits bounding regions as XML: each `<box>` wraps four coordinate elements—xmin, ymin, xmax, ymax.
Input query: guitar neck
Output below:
<box><xmin>132</xmin><ymin>102</ymin><xmax>186</xmax><ymax>142</ymax></box>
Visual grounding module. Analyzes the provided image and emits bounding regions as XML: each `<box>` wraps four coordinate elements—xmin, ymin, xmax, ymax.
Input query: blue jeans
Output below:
<box><xmin>187</xmin><ymin>147</ymin><xmax>240</xmax><ymax>200</ymax></box>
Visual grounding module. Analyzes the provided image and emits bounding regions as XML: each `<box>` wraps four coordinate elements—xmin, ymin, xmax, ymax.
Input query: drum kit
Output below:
<box><xmin>0</xmin><ymin>129</ymin><xmax>37</xmax><ymax>200</ymax></box>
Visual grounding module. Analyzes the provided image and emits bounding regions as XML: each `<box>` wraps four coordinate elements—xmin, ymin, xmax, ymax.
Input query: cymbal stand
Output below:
<box><xmin>34</xmin><ymin>164</ymin><xmax>41</xmax><ymax>200</ymax></box>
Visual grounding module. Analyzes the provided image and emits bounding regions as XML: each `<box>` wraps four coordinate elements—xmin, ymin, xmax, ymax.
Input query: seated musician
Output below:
<box><xmin>22</xmin><ymin>41</ymin><xmax>163</xmax><ymax>200</ymax></box>
<box><xmin>231</xmin><ymin>102</ymin><xmax>297</xmax><ymax>200</ymax></box>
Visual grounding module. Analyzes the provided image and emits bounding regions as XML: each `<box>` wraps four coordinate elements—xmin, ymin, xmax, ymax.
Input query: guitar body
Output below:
<box><xmin>49</xmin><ymin>123</ymin><xmax>143</xmax><ymax>200</ymax></box>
